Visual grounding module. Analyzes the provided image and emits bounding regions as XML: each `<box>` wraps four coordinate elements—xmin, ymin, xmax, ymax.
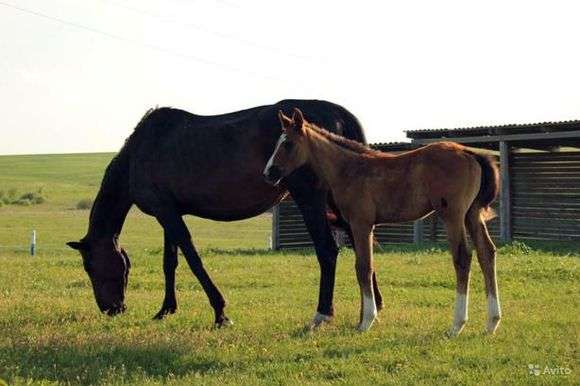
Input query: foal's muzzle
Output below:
<box><xmin>264</xmin><ymin>165</ymin><xmax>282</xmax><ymax>186</ymax></box>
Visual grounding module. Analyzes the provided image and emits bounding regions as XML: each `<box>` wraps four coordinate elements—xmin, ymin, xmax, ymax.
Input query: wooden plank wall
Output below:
<box><xmin>511</xmin><ymin>151</ymin><xmax>580</xmax><ymax>240</ymax></box>
<box><xmin>419</xmin><ymin>203</ymin><xmax>501</xmax><ymax>243</ymax></box>
<box><xmin>276</xmin><ymin>197</ymin><xmax>415</xmax><ymax>249</ymax></box>
<box><xmin>276</xmin><ymin>197</ymin><xmax>312</xmax><ymax>249</ymax></box>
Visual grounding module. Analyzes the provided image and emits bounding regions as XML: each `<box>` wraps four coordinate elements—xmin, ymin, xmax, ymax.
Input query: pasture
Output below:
<box><xmin>0</xmin><ymin>153</ymin><xmax>578</xmax><ymax>385</ymax></box>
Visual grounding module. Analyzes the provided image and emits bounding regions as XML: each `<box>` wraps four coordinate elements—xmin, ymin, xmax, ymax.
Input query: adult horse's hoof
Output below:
<box><xmin>214</xmin><ymin>316</ymin><xmax>234</xmax><ymax>329</ymax></box>
<box><xmin>307</xmin><ymin>312</ymin><xmax>333</xmax><ymax>330</ymax></box>
<box><xmin>152</xmin><ymin>305</ymin><xmax>177</xmax><ymax>320</ymax></box>
<box><xmin>105</xmin><ymin>304</ymin><xmax>126</xmax><ymax>316</ymax></box>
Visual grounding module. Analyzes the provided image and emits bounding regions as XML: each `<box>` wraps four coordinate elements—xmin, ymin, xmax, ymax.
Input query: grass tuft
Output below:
<box><xmin>76</xmin><ymin>198</ymin><xmax>93</xmax><ymax>210</ymax></box>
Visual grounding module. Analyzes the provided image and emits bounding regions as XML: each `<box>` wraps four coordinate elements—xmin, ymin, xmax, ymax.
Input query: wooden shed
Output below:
<box><xmin>271</xmin><ymin>120</ymin><xmax>580</xmax><ymax>249</ymax></box>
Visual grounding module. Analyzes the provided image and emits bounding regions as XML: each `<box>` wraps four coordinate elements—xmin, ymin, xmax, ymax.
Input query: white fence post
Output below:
<box><xmin>30</xmin><ymin>229</ymin><xmax>36</xmax><ymax>256</ymax></box>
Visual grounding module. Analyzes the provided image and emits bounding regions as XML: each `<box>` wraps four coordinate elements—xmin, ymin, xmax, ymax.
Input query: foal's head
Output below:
<box><xmin>67</xmin><ymin>237</ymin><xmax>130</xmax><ymax>316</ymax></box>
<box><xmin>263</xmin><ymin>108</ymin><xmax>310</xmax><ymax>186</ymax></box>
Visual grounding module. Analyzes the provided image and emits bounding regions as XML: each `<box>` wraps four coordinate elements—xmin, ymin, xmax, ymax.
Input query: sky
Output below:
<box><xmin>0</xmin><ymin>0</ymin><xmax>579</xmax><ymax>155</ymax></box>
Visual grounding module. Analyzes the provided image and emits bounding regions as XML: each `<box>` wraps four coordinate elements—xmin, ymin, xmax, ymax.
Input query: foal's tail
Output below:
<box><xmin>469</xmin><ymin>152</ymin><xmax>500</xmax><ymax>221</ymax></box>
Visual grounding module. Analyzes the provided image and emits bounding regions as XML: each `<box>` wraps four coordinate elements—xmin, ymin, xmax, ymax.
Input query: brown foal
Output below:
<box><xmin>264</xmin><ymin>108</ymin><xmax>501</xmax><ymax>335</ymax></box>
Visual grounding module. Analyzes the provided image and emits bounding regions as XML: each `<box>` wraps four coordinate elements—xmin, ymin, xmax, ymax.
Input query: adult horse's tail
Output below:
<box><xmin>470</xmin><ymin>152</ymin><xmax>500</xmax><ymax>221</ymax></box>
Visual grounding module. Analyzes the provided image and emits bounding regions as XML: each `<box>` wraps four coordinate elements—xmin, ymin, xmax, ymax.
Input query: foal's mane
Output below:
<box><xmin>304</xmin><ymin>122</ymin><xmax>379</xmax><ymax>156</ymax></box>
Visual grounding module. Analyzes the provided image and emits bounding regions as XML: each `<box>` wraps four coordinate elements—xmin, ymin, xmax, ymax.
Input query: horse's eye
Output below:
<box><xmin>283</xmin><ymin>141</ymin><xmax>293</xmax><ymax>151</ymax></box>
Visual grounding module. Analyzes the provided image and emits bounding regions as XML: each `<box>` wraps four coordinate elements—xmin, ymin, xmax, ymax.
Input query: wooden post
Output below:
<box><xmin>413</xmin><ymin>219</ymin><xmax>424</xmax><ymax>244</ymax></box>
<box><xmin>499</xmin><ymin>141</ymin><xmax>512</xmax><ymax>243</ymax></box>
<box><xmin>271</xmin><ymin>204</ymin><xmax>280</xmax><ymax>250</ymax></box>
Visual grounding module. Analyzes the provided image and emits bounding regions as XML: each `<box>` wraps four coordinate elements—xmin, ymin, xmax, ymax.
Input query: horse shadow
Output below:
<box><xmin>0</xmin><ymin>343</ymin><xmax>227</xmax><ymax>385</ymax></box>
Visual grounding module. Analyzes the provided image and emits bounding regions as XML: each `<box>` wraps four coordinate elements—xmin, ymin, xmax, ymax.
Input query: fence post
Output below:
<box><xmin>271</xmin><ymin>204</ymin><xmax>280</xmax><ymax>250</ymax></box>
<box><xmin>499</xmin><ymin>141</ymin><xmax>512</xmax><ymax>243</ymax></box>
<box><xmin>30</xmin><ymin>229</ymin><xmax>36</xmax><ymax>256</ymax></box>
<box><xmin>413</xmin><ymin>219</ymin><xmax>424</xmax><ymax>245</ymax></box>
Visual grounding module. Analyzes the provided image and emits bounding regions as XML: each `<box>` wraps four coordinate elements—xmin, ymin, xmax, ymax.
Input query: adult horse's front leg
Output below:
<box><xmin>153</xmin><ymin>233</ymin><xmax>178</xmax><ymax>319</ymax></box>
<box><xmin>155</xmin><ymin>208</ymin><xmax>231</xmax><ymax>328</ymax></box>
<box><xmin>287</xmin><ymin>171</ymin><xmax>338</xmax><ymax>329</ymax></box>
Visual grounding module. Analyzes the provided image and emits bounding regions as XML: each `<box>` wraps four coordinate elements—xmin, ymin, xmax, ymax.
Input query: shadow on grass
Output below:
<box><xmin>0</xmin><ymin>344</ymin><xmax>228</xmax><ymax>385</ymax></box>
<box><xmin>201</xmin><ymin>247</ymin><xmax>315</xmax><ymax>257</ymax></box>
<box><xmin>167</xmin><ymin>241</ymin><xmax>579</xmax><ymax>258</ymax></box>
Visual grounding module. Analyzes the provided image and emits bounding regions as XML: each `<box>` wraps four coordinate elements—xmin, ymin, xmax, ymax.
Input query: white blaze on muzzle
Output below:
<box><xmin>264</xmin><ymin>133</ymin><xmax>287</xmax><ymax>177</ymax></box>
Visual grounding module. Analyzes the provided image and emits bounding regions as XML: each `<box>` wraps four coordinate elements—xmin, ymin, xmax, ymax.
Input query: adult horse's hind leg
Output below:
<box><xmin>442</xmin><ymin>214</ymin><xmax>473</xmax><ymax>337</ymax></box>
<box><xmin>155</xmin><ymin>208</ymin><xmax>231</xmax><ymax>328</ymax></box>
<box><xmin>465</xmin><ymin>205</ymin><xmax>501</xmax><ymax>334</ymax></box>
<box><xmin>153</xmin><ymin>233</ymin><xmax>178</xmax><ymax>319</ymax></box>
<box><xmin>287</xmin><ymin>171</ymin><xmax>338</xmax><ymax>328</ymax></box>
<box><xmin>372</xmin><ymin>272</ymin><xmax>383</xmax><ymax>311</ymax></box>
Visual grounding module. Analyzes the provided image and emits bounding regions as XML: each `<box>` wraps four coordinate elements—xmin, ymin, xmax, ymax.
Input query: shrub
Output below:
<box><xmin>76</xmin><ymin>198</ymin><xmax>93</xmax><ymax>210</ymax></box>
<box><xmin>18</xmin><ymin>190</ymin><xmax>45</xmax><ymax>205</ymax></box>
<box><xmin>7</xmin><ymin>188</ymin><xmax>17</xmax><ymax>200</ymax></box>
<box><xmin>0</xmin><ymin>188</ymin><xmax>46</xmax><ymax>206</ymax></box>
<box><xmin>14</xmin><ymin>198</ymin><xmax>31</xmax><ymax>206</ymax></box>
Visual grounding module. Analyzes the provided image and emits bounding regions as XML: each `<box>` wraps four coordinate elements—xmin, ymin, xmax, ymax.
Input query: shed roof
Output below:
<box><xmin>406</xmin><ymin>119</ymin><xmax>580</xmax><ymax>139</ymax></box>
<box><xmin>370</xmin><ymin>142</ymin><xmax>421</xmax><ymax>152</ymax></box>
<box><xmin>405</xmin><ymin>119</ymin><xmax>580</xmax><ymax>150</ymax></box>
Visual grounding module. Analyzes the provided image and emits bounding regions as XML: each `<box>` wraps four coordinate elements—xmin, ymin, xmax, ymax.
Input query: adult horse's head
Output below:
<box><xmin>67</xmin><ymin>238</ymin><xmax>130</xmax><ymax>316</ymax></box>
<box><xmin>263</xmin><ymin>108</ymin><xmax>309</xmax><ymax>186</ymax></box>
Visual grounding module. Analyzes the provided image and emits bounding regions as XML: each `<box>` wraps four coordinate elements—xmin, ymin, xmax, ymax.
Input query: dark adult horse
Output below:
<box><xmin>67</xmin><ymin>99</ymin><xmax>370</xmax><ymax>328</ymax></box>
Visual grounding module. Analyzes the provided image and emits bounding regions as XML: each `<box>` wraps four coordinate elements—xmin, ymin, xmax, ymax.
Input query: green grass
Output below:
<box><xmin>0</xmin><ymin>153</ymin><xmax>578</xmax><ymax>385</ymax></box>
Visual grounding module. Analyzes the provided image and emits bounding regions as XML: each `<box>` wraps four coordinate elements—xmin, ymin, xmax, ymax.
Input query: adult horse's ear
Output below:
<box><xmin>67</xmin><ymin>241</ymin><xmax>87</xmax><ymax>251</ymax></box>
<box><xmin>278</xmin><ymin>110</ymin><xmax>292</xmax><ymax>129</ymax></box>
<box><xmin>292</xmin><ymin>108</ymin><xmax>305</xmax><ymax>135</ymax></box>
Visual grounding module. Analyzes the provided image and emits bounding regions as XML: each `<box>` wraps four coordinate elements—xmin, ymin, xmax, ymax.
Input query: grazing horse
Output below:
<box><xmin>67</xmin><ymin>100</ymin><xmax>371</xmax><ymax>328</ymax></box>
<box><xmin>264</xmin><ymin>109</ymin><xmax>501</xmax><ymax>335</ymax></box>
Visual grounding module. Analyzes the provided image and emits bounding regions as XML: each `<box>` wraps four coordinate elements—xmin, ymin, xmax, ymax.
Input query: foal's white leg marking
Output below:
<box><xmin>357</xmin><ymin>293</ymin><xmax>377</xmax><ymax>332</ymax></box>
<box><xmin>263</xmin><ymin>133</ymin><xmax>287</xmax><ymax>175</ymax></box>
<box><xmin>486</xmin><ymin>293</ymin><xmax>501</xmax><ymax>334</ymax></box>
<box><xmin>449</xmin><ymin>292</ymin><xmax>468</xmax><ymax>337</ymax></box>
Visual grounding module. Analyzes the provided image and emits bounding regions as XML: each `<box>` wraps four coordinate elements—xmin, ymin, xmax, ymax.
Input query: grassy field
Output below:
<box><xmin>0</xmin><ymin>153</ymin><xmax>578</xmax><ymax>385</ymax></box>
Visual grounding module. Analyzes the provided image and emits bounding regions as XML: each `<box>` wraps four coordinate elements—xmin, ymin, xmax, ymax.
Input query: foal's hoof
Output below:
<box><xmin>152</xmin><ymin>306</ymin><xmax>177</xmax><ymax>320</ymax></box>
<box><xmin>307</xmin><ymin>312</ymin><xmax>333</xmax><ymax>330</ymax></box>
<box><xmin>356</xmin><ymin>320</ymin><xmax>375</xmax><ymax>332</ymax></box>
<box><xmin>214</xmin><ymin>316</ymin><xmax>234</xmax><ymax>329</ymax></box>
<box><xmin>486</xmin><ymin>316</ymin><xmax>501</xmax><ymax>335</ymax></box>
<box><xmin>447</xmin><ymin>326</ymin><xmax>464</xmax><ymax>338</ymax></box>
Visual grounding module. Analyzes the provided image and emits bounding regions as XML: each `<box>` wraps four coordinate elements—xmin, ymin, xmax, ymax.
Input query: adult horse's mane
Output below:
<box><xmin>305</xmin><ymin>122</ymin><xmax>380</xmax><ymax>156</ymax></box>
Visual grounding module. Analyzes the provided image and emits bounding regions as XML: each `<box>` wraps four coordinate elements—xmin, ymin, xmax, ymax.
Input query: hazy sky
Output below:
<box><xmin>1</xmin><ymin>0</ymin><xmax>579</xmax><ymax>155</ymax></box>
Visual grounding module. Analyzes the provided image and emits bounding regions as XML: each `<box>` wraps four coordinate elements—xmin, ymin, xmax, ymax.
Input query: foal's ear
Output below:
<box><xmin>67</xmin><ymin>241</ymin><xmax>88</xmax><ymax>251</ymax></box>
<box><xmin>292</xmin><ymin>108</ymin><xmax>305</xmax><ymax>135</ymax></box>
<box><xmin>278</xmin><ymin>110</ymin><xmax>292</xmax><ymax>129</ymax></box>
